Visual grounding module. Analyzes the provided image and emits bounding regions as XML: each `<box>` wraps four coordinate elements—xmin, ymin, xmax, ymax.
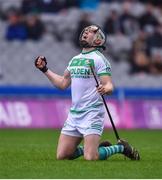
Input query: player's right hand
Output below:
<box><xmin>35</xmin><ymin>56</ymin><xmax>48</xmax><ymax>73</ymax></box>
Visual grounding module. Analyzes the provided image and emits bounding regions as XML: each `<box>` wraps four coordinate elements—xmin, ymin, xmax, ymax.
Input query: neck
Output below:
<box><xmin>82</xmin><ymin>47</ymin><xmax>96</xmax><ymax>53</ymax></box>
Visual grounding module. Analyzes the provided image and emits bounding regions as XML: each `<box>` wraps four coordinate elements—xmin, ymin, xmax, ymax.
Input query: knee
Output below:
<box><xmin>56</xmin><ymin>151</ymin><xmax>75</xmax><ymax>160</ymax></box>
<box><xmin>56</xmin><ymin>153</ymin><xmax>65</xmax><ymax>160</ymax></box>
<box><xmin>56</xmin><ymin>152</ymin><xmax>69</xmax><ymax>160</ymax></box>
<box><xmin>84</xmin><ymin>152</ymin><xmax>98</xmax><ymax>161</ymax></box>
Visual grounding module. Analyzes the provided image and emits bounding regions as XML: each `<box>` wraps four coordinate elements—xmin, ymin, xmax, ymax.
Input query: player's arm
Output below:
<box><xmin>97</xmin><ymin>75</ymin><xmax>114</xmax><ymax>95</ymax></box>
<box><xmin>45</xmin><ymin>69</ymin><xmax>71</xmax><ymax>89</ymax></box>
<box><xmin>35</xmin><ymin>56</ymin><xmax>71</xmax><ymax>89</ymax></box>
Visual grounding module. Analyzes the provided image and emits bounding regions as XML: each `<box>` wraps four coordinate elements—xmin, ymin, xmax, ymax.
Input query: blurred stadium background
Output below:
<box><xmin>0</xmin><ymin>0</ymin><xmax>162</xmax><ymax>130</ymax></box>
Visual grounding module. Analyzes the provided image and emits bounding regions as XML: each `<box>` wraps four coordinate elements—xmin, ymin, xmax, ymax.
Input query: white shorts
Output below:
<box><xmin>61</xmin><ymin>106</ymin><xmax>105</xmax><ymax>137</ymax></box>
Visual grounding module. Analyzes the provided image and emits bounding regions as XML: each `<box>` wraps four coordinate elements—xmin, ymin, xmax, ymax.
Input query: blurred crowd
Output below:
<box><xmin>0</xmin><ymin>0</ymin><xmax>162</xmax><ymax>75</ymax></box>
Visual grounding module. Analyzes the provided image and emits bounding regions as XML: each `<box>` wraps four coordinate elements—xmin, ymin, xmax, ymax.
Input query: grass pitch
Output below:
<box><xmin>0</xmin><ymin>129</ymin><xmax>162</xmax><ymax>179</ymax></box>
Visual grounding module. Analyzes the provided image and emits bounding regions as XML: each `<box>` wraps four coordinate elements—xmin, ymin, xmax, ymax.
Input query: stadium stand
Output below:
<box><xmin>0</xmin><ymin>0</ymin><xmax>162</xmax><ymax>88</ymax></box>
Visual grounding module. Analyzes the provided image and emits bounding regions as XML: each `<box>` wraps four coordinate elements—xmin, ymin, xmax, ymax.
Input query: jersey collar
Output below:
<box><xmin>81</xmin><ymin>49</ymin><xmax>97</xmax><ymax>54</ymax></box>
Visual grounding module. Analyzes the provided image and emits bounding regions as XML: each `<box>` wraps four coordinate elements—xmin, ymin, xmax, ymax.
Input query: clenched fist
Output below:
<box><xmin>35</xmin><ymin>56</ymin><xmax>48</xmax><ymax>73</ymax></box>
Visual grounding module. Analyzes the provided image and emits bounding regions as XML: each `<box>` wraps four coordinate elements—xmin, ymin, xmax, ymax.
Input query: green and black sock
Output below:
<box><xmin>98</xmin><ymin>145</ymin><xmax>124</xmax><ymax>160</ymax></box>
<box><xmin>70</xmin><ymin>145</ymin><xmax>124</xmax><ymax>160</ymax></box>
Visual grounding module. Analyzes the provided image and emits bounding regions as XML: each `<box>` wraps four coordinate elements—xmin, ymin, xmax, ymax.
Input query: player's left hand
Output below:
<box><xmin>96</xmin><ymin>84</ymin><xmax>107</xmax><ymax>95</ymax></box>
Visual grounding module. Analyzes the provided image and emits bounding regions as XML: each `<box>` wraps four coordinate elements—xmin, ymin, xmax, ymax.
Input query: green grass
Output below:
<box><xmin>0</xmin><ymin>129</ymin><xmax>162</xmax><ymax>179</ymax></box>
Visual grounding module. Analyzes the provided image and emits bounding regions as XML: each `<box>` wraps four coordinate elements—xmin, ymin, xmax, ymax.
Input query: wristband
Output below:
<box><xmin>39</xmin><ymin>66</ymin><xmax>48</xmax><ymax>73</ymax></box>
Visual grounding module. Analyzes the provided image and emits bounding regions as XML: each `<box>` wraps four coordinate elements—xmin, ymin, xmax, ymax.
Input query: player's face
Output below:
<box><xmin>81</xmin><ymin>26</ymin><xmax>98</xmax><ymax>45</ymax></box>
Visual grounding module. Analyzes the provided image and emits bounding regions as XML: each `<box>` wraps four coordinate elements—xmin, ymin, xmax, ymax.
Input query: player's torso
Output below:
<box><xmin>68</xmin><ymin>50</ymin><xmax>104</xmax><ymax>113</ymax></box>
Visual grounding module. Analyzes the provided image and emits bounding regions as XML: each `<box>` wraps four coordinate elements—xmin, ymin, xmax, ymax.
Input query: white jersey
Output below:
<box><xmin>67</xmin><ymin>49</ymin><xmax>111</xmax><ymax>114</ymax></box>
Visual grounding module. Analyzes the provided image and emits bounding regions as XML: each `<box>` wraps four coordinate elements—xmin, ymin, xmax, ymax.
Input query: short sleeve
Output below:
<box><xmin>95</xmin><ymin>55</ymin><xmax>111</xmax><ymax>76</ymax></box>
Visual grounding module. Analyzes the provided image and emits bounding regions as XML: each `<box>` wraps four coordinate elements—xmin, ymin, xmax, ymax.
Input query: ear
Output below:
<box><xmin>94</xmin><ymin>38</ymin><xmax>102</xmax><ymax>45</ymax></box>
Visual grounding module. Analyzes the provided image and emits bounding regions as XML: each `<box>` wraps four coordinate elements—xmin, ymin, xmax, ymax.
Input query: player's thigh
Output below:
<box><xmin>57</xmin><ymin>134</ymin><xmax>82</xmax><ymax>159</ymax></box>
<box><xmin>83</xmin><ymin>134</ymin><xmax>100</xmax><ymax>160</ymax></box>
